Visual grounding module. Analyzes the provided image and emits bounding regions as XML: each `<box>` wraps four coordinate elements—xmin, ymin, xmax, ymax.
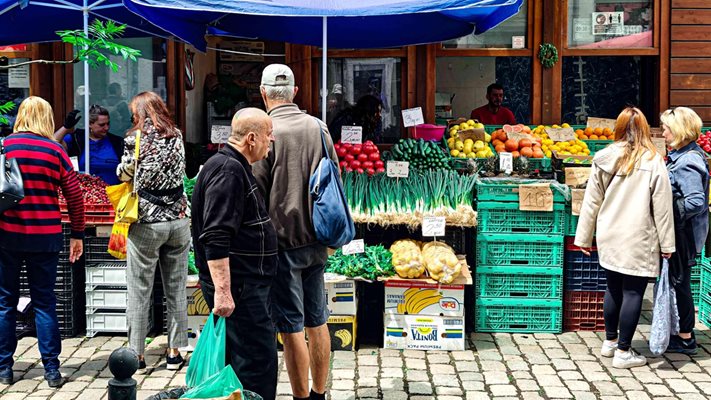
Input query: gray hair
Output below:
<box><xmin>231</xmin><ymin>107</ymin><xmax>270</xmax><ymax>141</ymax></box>
<box><xmin>261</xmin><ymin>85</ymin><xmax>296</xmax><ymax>102</ymax></box>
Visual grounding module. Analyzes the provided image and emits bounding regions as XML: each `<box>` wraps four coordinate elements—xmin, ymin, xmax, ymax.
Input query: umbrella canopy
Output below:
<box><xmin>124</xmin><ymin>0</ymin><xmax>525</xmax><ymax>51</ymax></box>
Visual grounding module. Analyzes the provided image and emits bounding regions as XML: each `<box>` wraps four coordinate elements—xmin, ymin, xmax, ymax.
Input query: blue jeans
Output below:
<box><xmin>0</xmin><ymin>248</ymin><xmax>61</xmax><ymax>371</ymax></box>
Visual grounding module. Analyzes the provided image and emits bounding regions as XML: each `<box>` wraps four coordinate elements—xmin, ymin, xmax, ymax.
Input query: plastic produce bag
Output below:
<box><xmin>107</xmin><ymin>222</ymin><xmax>129</xmax><ymax>259</ymax></box>
<box><xmin>181</xmin><ymin>365</ymin><xmax>243</xmax><ymax>399</ymax></box>
<box><xmin>649</xmin><ymin>259</ymin><xmax>681</xmax><ymax>355</ymax></box>
<box><xmin>185</xmin><ymin>313</ymin><xmax>226</xmax><ymax>388</ymax></box>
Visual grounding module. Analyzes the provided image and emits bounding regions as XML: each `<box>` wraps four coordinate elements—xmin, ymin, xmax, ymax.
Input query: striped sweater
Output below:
<box><xmin>0</xmin><ymin>132</ymin><xmax>85</xmax><ymax>252</ymax></box>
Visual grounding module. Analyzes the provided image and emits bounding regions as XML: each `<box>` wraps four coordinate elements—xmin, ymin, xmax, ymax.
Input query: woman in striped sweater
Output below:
<box><xmin>0</xmin><ymin>96</ymin><xmax>85</xmax><ymax>388</ymax></box>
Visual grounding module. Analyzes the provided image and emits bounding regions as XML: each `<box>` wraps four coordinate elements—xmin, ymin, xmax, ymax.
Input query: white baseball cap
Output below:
<box><xmin>261</xmin><ymin>64</ymin><xmax>295</xmax><ymax>87</ymax></box>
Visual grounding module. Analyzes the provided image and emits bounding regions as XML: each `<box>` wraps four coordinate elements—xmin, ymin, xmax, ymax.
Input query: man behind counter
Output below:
<box><xmin>470</xmin><ymin>83</ymin><xmax>517</xmax><ymax>125</ymax></box>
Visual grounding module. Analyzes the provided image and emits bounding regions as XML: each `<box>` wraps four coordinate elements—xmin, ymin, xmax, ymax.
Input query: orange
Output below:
<box><xmin>593</xmin><ymin>127</ymin><xmax>603</xmax><ymax>136</ymax></box>
<box><xmin>495</xmin><ymin>144</ymin><xmax>506</xmax><ymax>153</ymax></box>
<box><xmin>603</xmin><ymin>127</ymin><xmax>613</xmax><ymax>136</ymax></box>
<box><xmin>532</xmin><ymin>148</ymin><xmax>545</xmax><ymax>158</ymax></box>
<box><xmin>505</xmin><ymin>139</ymin><xmax>519</xmax><ymax>152</ymax></box>
<box><xmin>584</xmin><ymin>127</ymin><xmax>593</xmax><ymax>136</ymax></box>
<box><xmin>519</xmin><ymin>139</ymin><xmax>533</xmax><ymax>148</ymax></box>
<box><xmin>589</xmin><ymin>135</ymin><xmax>599</xmax><ymax>140</ymax></box>
<box><xmin>520</xmin><ymin>147</ymin><xmax>534</xmax><ymax>158</ymax></box>
<box><xmin>511</xmin><ymin>150</ymin><xmax>520</xmax><ymax>158</ymax></box>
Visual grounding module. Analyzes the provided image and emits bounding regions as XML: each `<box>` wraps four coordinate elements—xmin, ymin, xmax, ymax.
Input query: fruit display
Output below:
<box><xmin>490</xmin><ymin>125</ymin><xmax>546</xmax><ymax>159</ymax></box>
<box><xmin>446</xmin><ymin>136</ymin><xmax>494</xmax><ymax>159</ymax></box>
<box><xmin>697</xmin><ymin>130</ymin><xmax>711</xmax><ymax>154</ymax></box>
<box><xmin>561</xmin><ymin>157</ymin><xmax>592</xmax><ymax>165</ymax></box>
<box><xmin>389</xmin><ymin>239</ymin><xmax>463</xmax><ymax>284</ymax></box>
<box><xmin>574</xmin><ymin>126</ymin><xmax>615</xmax><ymax>140</ymax></box>
<box><xmin>448</xmin><ymin>119</ymin><xmax>485</xmax><ymax>139</ymax></box>
<box><xmin>335</xmin><ymin>140</ymin><xmax>385</xmax><ymax>175</ymax></box>
<box><xmin>421</xmin><ymin>241</ymin><xmax>462</xmax><ymax>284</ymax></box>
<box><xmin>390</xmin><ymin>239</ymin><xmax>425</xmax><ymax>279</ymax></box>
<box><xmin>543</xmin><ymin>138</ymin><xmax>590</xmax><ymax>157</ymax></box>
<box><xmin>325</xmin><ymin>244</ymin><xmax>395</xmax><ymax>280</ymax></box>
<box><xmin>390</xmin><ymin>138</ymin><xmax>450</xmax><ymax>170</ymax></box>
<box><xmin>59</xmin><ymin>173</ymin><xmax>110</xmax><ymax>205</ymax></box>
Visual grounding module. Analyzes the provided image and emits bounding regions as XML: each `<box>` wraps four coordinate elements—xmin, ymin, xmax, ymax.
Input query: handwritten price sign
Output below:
<box><xmin>499</xmin><ymin>152</ymin><xmax>513</xmax><ymax>173</ymax></box>
<box><xmin>402</xmin><ymin>107</ymin><xmax>424</xmax><ymax>128</ymax></box>
<box><xmin>387</xmin><ymin>161</ymin><xmax>409</xmax><ymax>178</ymax></box>
<box><xmin>518</xmin><ymin>184</ymin><xmax>553</xmax><ymax>212</ymax></box>
<box><xmin>342</xmin><ymin>239</ymin><xmax>365</xmax><ymax>255</ymax></box>
<box><xmin>341</xmin><ymin>126</ymin><xmax>363</xmax><ymax>144</ymax></box>
<box><xmin>211</xmin><ymin>125</ymin><xmax>231</xmax><ymax>144</ymax></box>
<box><xmin>422</xmin><ymin>216</ymin><xmax>446</xmax><ymax>237</ymax></box>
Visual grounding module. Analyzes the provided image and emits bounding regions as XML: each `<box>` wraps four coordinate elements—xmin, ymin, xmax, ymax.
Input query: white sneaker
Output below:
<box><xmin>601</xmin><ymin>340</ymin><xmax>618</xmax><ymax>357</ymax></box>
<box><xmin>612</xmin><ymin>349</ymin><xmax>647</xmax><ymax>369</ymax></box>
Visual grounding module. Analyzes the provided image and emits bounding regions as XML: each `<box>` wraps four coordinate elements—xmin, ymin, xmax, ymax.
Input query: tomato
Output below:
<box><xmin>336</xmin><ymin>147</ymin><xmax>348</xmax><ymax>158</ymax></box>
<box><xmin>355</xmin><ymin>168</ymin><xmax>365</xmax><ymax>174</ymax></box>
<box><xmin>339</xmin><ymin>161</ymin><xmax>349</xmax><ymax>169</ymax></box>
<box><xmin>362</xmin><ymin>161</ymin><xmax>374</xmax><ymax>169</ymax></box>
<box><xmin>344</xmin><ymin>154</ymin><xmax>355</xmax><ymax>162</ymax></box>
<box><xmin>374</xmin><ymin>160</ymin><xmax>384</xmax><ymax>169</ymax></box>
<box><xmin>342</xmin><ymin>143</ymin><xmax>352</xmax><ymax>152</ymax></box>
<box><xmin>357</xmin><ymin>153</ymin><xmax>369</xmax><ymax>162</ymax></box>
<box><xmin>375</xmin><ymin>167</ymin><xmax>385</xmax><ymax>174</ymax></box>
<box><xmin>350</xmin><ymin>160</ymin><xmax>361</xmax><ymax>169</ymax></box>
<box><xmin>368</xmin><ymin>152</ymin><xmax>380</xmax><ymax>161</ymax></box>
<box><xmin>366</xmin><ymin>168</ymin><xmax>375</xmax><ymax>176</ymax></box>
<box><xmin>351</xmin><ymin>144</ymin><xmax>362</xmax><ymax>156</ymax></box>
<box><xmin>344</xmin><ymin>167</ymin><xmax>353</xmax><ymax>172</ymax></box>
<box><xmin>362</xmin><ymin>144</ymin><xmax>377</xmax><ymax>155</ymax></box>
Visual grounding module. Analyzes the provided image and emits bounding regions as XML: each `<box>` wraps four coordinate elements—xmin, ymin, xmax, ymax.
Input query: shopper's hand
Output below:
<box><xmin>213</xmin><ymin>289</ymin><xmax>235</xmax><ymax>318</ymax></box>
<box><xmin>662</xmin><ymin>252</ymin><xmax>672</xmax><ymax>259</ymax></box>
<box><xmin>63</xmin><ymin>110</ymin><xmax>81</xmax><ymax>129</ymax></box>
<box><xmin>69</xmin><ymin>238</ymin><xmax>83</xmax><ymax>263</ymax></box>
<box><xmin>579</xmin><ymin>247</ymin><xmax>591</xmax><ymax>256</ymax></box>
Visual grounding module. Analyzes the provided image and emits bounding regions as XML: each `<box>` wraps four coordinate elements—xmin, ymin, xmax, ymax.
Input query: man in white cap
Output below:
<box><xmin>253</xmin><ymin>64</ymin><xmax>337</xmax><ymax>400</ymax></box>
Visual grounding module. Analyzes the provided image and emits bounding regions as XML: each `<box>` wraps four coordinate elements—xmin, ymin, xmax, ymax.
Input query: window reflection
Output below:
<box><xmin>568</xmin><ymin>1</ymin><xmax>653</xmax><ymax>48</ymax></box>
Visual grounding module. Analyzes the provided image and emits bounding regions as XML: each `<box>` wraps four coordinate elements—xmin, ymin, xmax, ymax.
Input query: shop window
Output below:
<box><xmin>435</xmin><ymin>56</ymin><xmax>531</xmax><ymax>124</ymax></box>
<box><xmin>568</xmin><ymin>1</ymin><xmax>653</xmax><ymax>49</ymax></box>
<box><xmin>73</xmin><ymin>38</ymin><xmax>167</xmax><ymax>137</ymax></box>
<box><xmin>442</xmin><ymin>0</ymin><xmax>527</xmax><ymax>49</ymax></box>
<box><xmin>561</xmin><ymin>56</ymin><xmax>657</xmax><ymax>124</ymax></box>
<box><xmin>0</xmin><ymin>57</ymin><xmax>31</xmax><ymax>134</ymax></box>
<box><xmin>323</xmin><ymin>57</ymin><xmax>402</xmax><ymax>144</ymax></box>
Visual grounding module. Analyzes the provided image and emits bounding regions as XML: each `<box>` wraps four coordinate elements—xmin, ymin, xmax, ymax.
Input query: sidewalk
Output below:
<box><xmin>2</xmin><ymin>291</ymin><xmax>710</xmax><ymax>400</ymax></box>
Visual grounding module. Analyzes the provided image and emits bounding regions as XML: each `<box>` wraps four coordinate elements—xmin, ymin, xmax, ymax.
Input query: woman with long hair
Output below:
<box><xmin>0</xmin><ymin>96</ymin><xmax>84</xmax><ymax>387</ymax></box>
<box><xmin>659</xmin><ymin>106</ymin><xmax>709</xmax><ymax>354</ymax></box>
<box><xmin>117</xmin><ymin>91</ymin><xmax>190</xmax><ymax>370</ymax></box>
<box><xmin>575</xmin><ymin>107</ymin><xmax>675</xmax><ymax>368</ymax></box>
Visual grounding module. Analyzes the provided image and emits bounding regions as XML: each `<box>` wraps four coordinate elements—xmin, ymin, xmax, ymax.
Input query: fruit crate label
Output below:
<box><xmin>210</xmin><ymin>125</ymin><xmax>231</xmax><ymax>144</ymax></box>
<box><xmin>387</xmin><ymin>161</ymin><xmax>410</xmax><ymax>178</ymax></box>
<box><xmin>586</xmin><ymin>117</ymin><xmax>616</xmax><ymax>130</ymax></box>
<box><xmin>402</xmin><ymin>107</ymin><xmax>424</xmax><ymax>128</ymax></box>
<box><xmin>422</xmin><ymin>216</ymin><xmax>446</xmax><ymax>237</ymax></box>
<box><xmin>499</xmin><ymin>152</ymin><xmax>513</xmax><ymax>172</ymax></box>
<box><xmin>507</xmin><ymin>131</ymin><xmax>533</xmax><ymax>142</ymax></box>
<box><xmin>342</xmin><ymin>239</ymin><xmax>365</xmax><ymax>255</ymax></box>
<box><xmin>518</xmin><ymin>184</ymin><xmax>554</xmax><ymax>212</ymax></box>
<box><xmin>651</xmin><ymin>137</ymin><xmax>667</xmax><ymax>157</ymax></box>
<box><xmin>571</xmin><ymin>189</ymin><xmax>585</xmax><ymax>216</ymax></box>
<box><xmin>546</xmin><ymin>127</ymin><xmax>575</xmax><ymax>142</ymax></box>
<box><xmin>458</xmin><ymin>129</ymin><xmax>486</xmax><ymax>142</ymax></box>
<box><xmin>341</xmin><ymin>126</ymin><xmax>363</xmax><ymax>144</ymax></box>
<box><xmin>565</xmin><ymin>167</ymin><xmax>591</xmax><ymax>187</ymax></box>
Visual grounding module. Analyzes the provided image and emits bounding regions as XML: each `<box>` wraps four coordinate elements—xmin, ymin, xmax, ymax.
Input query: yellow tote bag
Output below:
<box><xmin>107</xmin><ymin>131</ymin><xmax>141</xmax><ymax>224</ymax></box>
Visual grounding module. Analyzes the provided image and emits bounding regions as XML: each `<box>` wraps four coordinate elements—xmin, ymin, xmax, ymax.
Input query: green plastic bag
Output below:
<box><xmin>185</xmin><ymin>312</ymin><xmax>226</xmax><ymax>388</ymax></box>
<box><xmin>180</xmin><ymin>365</ymin><xmax>243</xmax><ymax>399</ymax></box>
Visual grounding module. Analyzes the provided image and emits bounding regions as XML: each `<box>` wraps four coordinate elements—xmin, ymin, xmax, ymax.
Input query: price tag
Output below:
<box><xmin>651</xmin><ymin>137</ymin><xmax>667</xmax><ymax>157</ymax></box>
<box><xmin>586</xmin><ymin>117</ymin><xmax>617</xmax><ymax>131</ymax></box>
<box><xmin>519</xmin><ymin>184</ymin><xmax>554</xmax><ymax>212</ymax></box>
<box><xmin>507</xmin><ymin>131</ymin><xmax>533</xmax><ymax>142</ymax></box>
<box><xmin>70</xmin><ymin>156</ymin><xmax>79</xmax><ymax>172</ymax></box>
<box><xmin>341</xmin><ymin>126</ymin><xmax>363</xmax><ymax>144</ymax></box>
<box><xmin>402</xmin><ymin>107</ymin><xmax>425</xmax><ymax>128</ymax></box>
<box><xmin>387</xmin><ymin>161</ymin><xmax>409</xmax><ymax>178</ymax></box>
<box><xmin>512</xmin><ymin>36</ymin><xmax>526</xmax><ymax>49</ymax></box>
<box><xmin>571</xmin><ymin>189</ymin><xmax>585</xmax><ymax>216</ymax></box>
<box><xmin>499</xmin><ymin>152</ymin><xmax>513</xmax><ymax>172</ymax></box>
<box><xmin>342</xmin><ymin>239</ymin><xmax>365</xmax><ymax>255</ymax></box>
<box><xmin>211</xmin><ymin>125</ymin><xmax>231</xmax><ymax>144</ymax></box>
<box><xmin>546</xmin><ymin>127</ymin><xmax>576</xmax><ymax>142</ymax></box>
<box><xmin>565</xmin><ymin>167</ymin><xmax>591</xmax><ymax>187</ymax></box>
<box><xmin>422</xmin><ymin>216</ymin><xmax>446</xmax><ymax>237</ymax></box>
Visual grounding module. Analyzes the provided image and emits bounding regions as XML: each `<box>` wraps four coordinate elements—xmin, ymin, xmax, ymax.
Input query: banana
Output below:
<box><xmin>334</xmin><ymin>329</ymin><xmax>352</xmax><ymax>347</ymax></box>
<box><xmin>402</xmin><ymin>287</ymin><xmax>420</xmax><ymax>313</ymax></box>
<box><xmin>409</xmin><ymin>290</ymin><xmax>442</xmax><ymax>314</ymax></box>
<box><xmin>188</xmin><ymin>288</ymin><xmax>210</xmax><ymax>315</ymax></box>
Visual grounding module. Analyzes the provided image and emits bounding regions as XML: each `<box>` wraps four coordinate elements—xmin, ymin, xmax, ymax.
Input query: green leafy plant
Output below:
<box><xmin>0</xmin><ymin>101</ymin><xmax>16</xmax><ymax>126</ymax></box>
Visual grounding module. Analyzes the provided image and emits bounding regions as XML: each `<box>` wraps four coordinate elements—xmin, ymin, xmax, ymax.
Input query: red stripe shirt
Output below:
<box><xmin>0</xmin><ymin>132</ymin><xmax>85</xmax><ymax>252</ymax></box>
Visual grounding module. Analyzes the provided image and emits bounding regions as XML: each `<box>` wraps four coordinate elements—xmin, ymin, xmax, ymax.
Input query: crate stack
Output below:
<box><xmin>474</xmin><ymin>180</ymin><xmax>565</xmax><ymax>333</ymax></box>
<box><xmin>16</xmin><ymin>224</ymin><xmax>85</xmax><ymax>338</ymax></box>
<box><xmin>562</xmin><ymin>237</ymin><xmax>606</xmax><ymax>331</ymax></box>
<box><xmin>325</xmin><ymin>277</ymin><xmax>358</xmax><ymax>351</ymax></box>
<box><xmin>698</xmin><ymin>255</ymin><xmax>711</xmax><ymax>328</ymax></box>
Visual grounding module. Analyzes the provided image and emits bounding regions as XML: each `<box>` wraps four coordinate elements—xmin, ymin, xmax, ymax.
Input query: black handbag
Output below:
<box><xmin>0</xmin><ymin>137</ymin><xmax>24</xmax><ymax>213</ymax></box>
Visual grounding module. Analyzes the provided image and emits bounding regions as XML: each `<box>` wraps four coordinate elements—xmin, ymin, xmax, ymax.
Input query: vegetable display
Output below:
<box><xmin>59</xmin><ymin>173</ymin><xmax>110</xmax><ymax>205</ymax></box>
<box><xmin>342</xmin><ymin>169</ymin><xmax>477</xmax><ymax>227</ymax></box>
<box><xmin>421</xmin><ymin>241</ymin><xmax>462</xmax><ymax>284</ymax></box>
<box><xmin>325</xmin><ymin>245</ymin><xmax>394</xmax><ymax>280</ymax></box>
<box><xmin>335</xmin><ymin>140</ymin><xmax>385</xmax><ymax>175</ymax></box>
<box><xmin>390</xmin><ymin>138</ymin><xmax>450</xmax><ymax>170</ymax></box>
<box><xmin>390</xmin><ymin>239</ymin><xmax>425</xmax><ymax>279</ymax></box>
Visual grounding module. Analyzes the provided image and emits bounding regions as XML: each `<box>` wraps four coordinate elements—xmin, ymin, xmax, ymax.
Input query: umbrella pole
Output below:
<box><xmin>321</xmin><ymin>16</ymin><xmax>327</xmax><ymax>122</ymax></box>
<box><xmin>83</xmin><ymin>3</ymin><xmax>90</xmax><ymax>175</ymax></box>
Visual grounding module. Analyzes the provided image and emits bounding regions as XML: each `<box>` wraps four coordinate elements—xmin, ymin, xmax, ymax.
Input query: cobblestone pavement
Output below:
<box><xmin>3</xmin><ymin>295</ymin><xmax>711</xmax><ymax>399</ymax></box>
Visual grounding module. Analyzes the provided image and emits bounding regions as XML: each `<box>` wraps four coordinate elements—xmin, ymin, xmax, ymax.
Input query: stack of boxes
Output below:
<box><xmin>474</xmin><ymin>180</ymin><xmax>565</xmax><ymax>333</ymax></box>
<box><xmin>324</xmin><ymin>276</ymin><xmax>358</xmax><ymax>351</ymax></box>
<box><xmin>696</xmin><ymin>254</ymin><xmax>711</xmax><ymax>328</ymax></box>
<box><xmin>562</xmin><ymin>238</ymin><xmax>606</xmax><ymax>331</ymax></box>
<box><xmin>178</xmin><ymin>284</ymin><xmax>211</xmax><ymax>351</ymax></box>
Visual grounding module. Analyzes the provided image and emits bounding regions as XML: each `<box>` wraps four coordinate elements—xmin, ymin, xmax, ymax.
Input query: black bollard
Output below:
<box><xmin>107</xmin><ymin>347</ymin><xmax>139</xmax><ymax>400</ymax></box>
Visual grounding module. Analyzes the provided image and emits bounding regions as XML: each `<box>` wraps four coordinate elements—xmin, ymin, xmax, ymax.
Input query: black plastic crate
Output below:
<box><xmin>564</xmin><ymin>249</ymin><xmax>607</xmax><ymax>292</ymax></box>
<box><xmin>19</xmin><ymin>260</ymin><xmax>84</xmax><ymax>298</ymax></box>
<box><xmin>357</xmin><ymin>223</ymin><xmax>470</xmax><ymax>255</ymax></box>
<box><xmin>15</xmin><ymin>295</ymin><xmax>84</xmax><ymax>339</ymax></box>
<box><xmin>85</xmin><ymin>236</ymin><xmax>124</xmax><ymax>264</ymax></box>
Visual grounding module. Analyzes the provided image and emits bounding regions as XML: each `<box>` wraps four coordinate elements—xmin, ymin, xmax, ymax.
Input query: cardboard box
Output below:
<box><xmin>186</xmin><ymin>287</ymin><xmax>211</xmax><ymax>316</ymax></box>
<box><xmin>381</xmin><ymin>264</ymin><xmax>471</xmax><ymax>317</ymax></box>
<box><xmin>383</xmin><ymin>314</ymin><xmax>465</xmax><ymax>351</ymax></box>
<box><xmin>181</xmin><ymin>314</ymin><xmax>210</xmax><ymax>352</ymax></box>
<box><xmin>324</xmin><ymin>278</ymin><xmax>357</xmax><ymax>315</ymax></box>
<box><xmin>277</xmin><ymin>315</ymin><xmax>357</xmax><ymax>351</ymax></box>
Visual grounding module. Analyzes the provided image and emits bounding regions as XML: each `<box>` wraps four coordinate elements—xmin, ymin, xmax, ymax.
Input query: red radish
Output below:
<box><xmin>368</xmin><ymin>152</ymin><xmax>380</xmax><ymax>161</ymax></box>
<box><xmin>355</xmin><ymin>168</ymin><xmax>364</xmax><ymax>174</ymax></box>
<box><xmin>375</xmin><ymin>167</ymin><xmax>385</xmax><ymax>174</ymax></box>
<box><xmin>362</xmin><ymin>161</ymin><xmax>374</xmax><ymax>169</ymax></box>
<box><xmin>350</xmin><ymin>160</ymin><xmax>361</xmax><ymax>169</ymax></box>
<box><xmin>366</xmin><ymin>168</ymin><xmax>375</xmax><ymax>176</ymax></box>
<box><xmin>342</xmin><ymin>143</ymin><xmax>352</xmax><ymax>152</ymax></box>
<box><xmin>374</xmin><ymin>160</ymin><xmax>384</xmax><ymax>169</ymax></box>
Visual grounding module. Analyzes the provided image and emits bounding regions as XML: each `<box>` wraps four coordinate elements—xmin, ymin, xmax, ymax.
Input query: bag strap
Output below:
<box><xmin>132</xmin><ymin>130</ymin><xmax>141</xmax><ymax>193</ymax></box>
<box><xmin>314</xmin><ymin>117</ymin><xmax>330</xmax><ymax>161</ymax></box>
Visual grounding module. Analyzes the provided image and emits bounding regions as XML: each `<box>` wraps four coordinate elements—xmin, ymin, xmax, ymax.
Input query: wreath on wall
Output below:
<box><xmin>538</xmin><ymin>43</ymin><xmax>559</xmax><ymax>69</ymax></box>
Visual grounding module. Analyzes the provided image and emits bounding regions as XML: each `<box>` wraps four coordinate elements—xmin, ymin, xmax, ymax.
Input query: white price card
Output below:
<box><xmin>386</xmin><ymin>161</ymin><xmax>409</xmax><ymax>178</ymax></box>
<box><xmin>422</xmin><ymin>216</ymin><xmax>446</xmax><ymax>237</ymax></box>
<box><xmin>546</xmin><ymin>127</ymin><xmax>576</xmax><ymax>142</ymax></box>
<box><xmin>499</xmin><ymin>152</ymin><xmax>513</xmax><ymax>172</ymax></box>
<box><xmin>211</xmin><ymin>125</ymin><xmax>231</xmax><ymax>144</ymax></box>
<box><xmin>69</xmin><ymin>156</ymin><xmax>79</xmax><ymax>172</ymax></box>
<box><xmin>401</xmin><ymin>107</ymin><xmax>425</xmax><ymax>128</ymax></box>
<box><xmin>342</xmin><ymin>239</ymin><xmax>365</xmax><ymax>255</ymax></box>
<box><xmin>341</xmin><ymin>126</ymin><xmax>363</xmax><ymax>144</ymax></box>
<box><xmin>512</xmin><ymin>36</ymin><xmax>526</xmax><ymax>49</ymax></box>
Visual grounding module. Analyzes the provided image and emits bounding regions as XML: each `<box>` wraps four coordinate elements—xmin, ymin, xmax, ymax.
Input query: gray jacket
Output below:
<box><xmin>253</xmin><ymin>104</ymin><xmax>338</xmax><ymax>250</ymax></box>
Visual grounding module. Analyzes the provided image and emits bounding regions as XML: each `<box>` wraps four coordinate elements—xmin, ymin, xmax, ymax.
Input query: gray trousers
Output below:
<box><xmin>127</xmin><ymin>218</ymin><xmax>190</xmax><ymax>355</ymax></box>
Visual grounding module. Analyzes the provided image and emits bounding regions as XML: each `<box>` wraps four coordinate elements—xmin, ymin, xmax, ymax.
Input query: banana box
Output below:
<box><xmin>384</xmin><ymin>280</ymin><xmax>464</xmax><ymax>317</ymax></box>
<box><xmin>180</xmin><ymin>314</ymin><xmax>211</xmax><ymax>352</ymax></box>
<box><xmin>324</xmin><ymin>278</ymin><xmax>357</xmax><ymax>315</ymax></box>
<box><xmin>383</xmin><ymin>314</ymin><xmax>465</xmax><ymax>351</ymax></box>
<box><xmin>186</xmin><ymin>287</ymin><xmax>211</xmax><ymax>316</ymax></box>
<box><xmin>277</xmin><ymin>315</ymin><xmax>357</xmax><ymax>351</ymax></box>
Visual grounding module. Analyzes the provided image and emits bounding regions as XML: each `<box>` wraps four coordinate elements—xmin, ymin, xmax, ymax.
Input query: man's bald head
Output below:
<box><xmin>231</xmin><ymin>107</ymin><xmax>271</xmax><ymax>141</ymax></box>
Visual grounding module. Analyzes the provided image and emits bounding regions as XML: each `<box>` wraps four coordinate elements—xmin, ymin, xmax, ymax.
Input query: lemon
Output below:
<box><xmin>463</xmin><ymin>143</ymin><xmax>473</xmax><ymax>154</ymax></box>
<box><xmin>455</xmin><ymin>141</ymin><xmax>464</xmax><ymax>151</ymax></box>
<box><xmin>562</xmin><ymin>123</ymin><xmax>570</xmax><ymax>128</ymax></box>
<box><xmin>464</xmin><ymin>138</ymin><xmax>474</xmax><ymax>146</ymax></box>
<box><xmin>484</xmin><ymin>133</ymin><xmax>491</xmax><ymax>143</ymax></box>
<box><xmin>450</xmin><ymin>149</ymin><xmax>460</xmax><ymax>157</ymax></box>
<box><xmin>459</xmin><ymin>123</ymin><xmax>468</xmax><ymax>130</ymax></box>
<box><xmin>474</xmin><ymin>141</ymin><xmax>485</xmax><ymax>151</ymax></box>
<box><xmin>457</xmin><ymin>152</ymin><xmax>467</xmax><ymax>159</ymax></box>
<box><xmin>466</xmin><ymin>152</ymin><xmax>477</xmax><ymax>158</ymax></box>
<box><xmin>467</xmin><ymin>119</ymin><xmax>475</xmax><ymax>125</ymax></box>
<box><xmin>450</xmin><ymin>131</ymin><xmax>458</xmax><ymax>139</ymax></box>
<box><xmin>475</xmin><ymin>150</ymin><xmax>487</xmax><ymax>158</ymax></box>
<box><xmin>447</xmin><ymin>138</ymin><xmax>456</xmax><ymax>149</ymax></box>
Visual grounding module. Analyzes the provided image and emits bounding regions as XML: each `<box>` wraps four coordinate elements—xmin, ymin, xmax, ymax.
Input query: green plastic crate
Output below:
<box><xmin>477</xmin><ymin>201</ymin><xmax>566</xmax><ymax>235</ymax></box>
<box><xmin>583</xmin><ymin>140</ymin><xmax>614</xmax><ymax>155</ymax></box>
<box><xmin>476</xmin><ymin>266</ymin><xmax>563</xmax><ymax>300</ymax></box>
<box><xmin>475</xmin><ymin>298</ymin><xmax>563</xmax><ymax>333</ymax></box>
<box><xmin>476</xmin><ymin>233</ymin><xmax>564</xmax><ymax>267</ymax></box>
<box><xmin>698</xmin><ymin>295</ymin><xmax>711</xmax><ymax>329</ymax></box>
<box><xmin>476</xmin><ymin>180</ymin><xmax>567</xmax><ymax>203</ymax></box>
<box><xmin>565</xmin><ymin>206</ymin><xmax>579</xmax><ymax>236</ymax></box>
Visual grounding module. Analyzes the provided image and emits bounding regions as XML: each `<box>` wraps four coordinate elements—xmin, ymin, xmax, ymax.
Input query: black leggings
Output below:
<box><xmin>604</xmin><ymin>269</ymin><xmax>649</xmax><ymax>351</ymax></box>
<box><xmin>674</xmin><ymin>260</ymin><xmax>696</xmax><ymax>334</ymax></box>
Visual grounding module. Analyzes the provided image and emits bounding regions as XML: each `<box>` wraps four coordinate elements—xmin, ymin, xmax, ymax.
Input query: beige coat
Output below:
<box><xmin>574</xmin><ymin>143</ymin><xmax>675</xmax><ymax>278</ymax></box>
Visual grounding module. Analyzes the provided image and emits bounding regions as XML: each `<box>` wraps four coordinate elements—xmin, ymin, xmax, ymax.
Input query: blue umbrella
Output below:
<box><xmin>124</xmin><ymin>0</ymin><xmax>525</xmax><ymax>119</ymax></box>
<box><xmin>0</xmin><ymin>0</ymin><xmax>185</xmax><ymax>173</ymax></box>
